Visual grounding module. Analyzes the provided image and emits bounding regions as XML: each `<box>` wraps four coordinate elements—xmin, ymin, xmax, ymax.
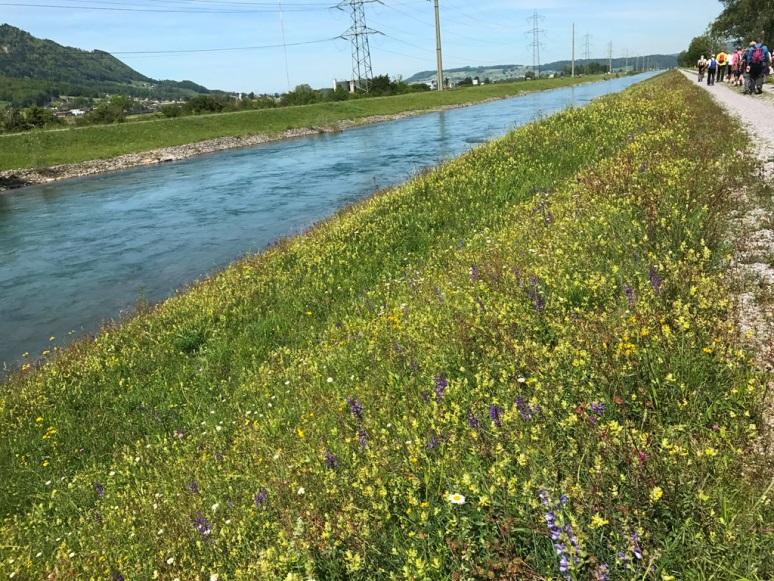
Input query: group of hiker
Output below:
<box><xmin>697</xmin><ymin>40</ymin><xmax>772</xmax><ymax>95</ymax></box>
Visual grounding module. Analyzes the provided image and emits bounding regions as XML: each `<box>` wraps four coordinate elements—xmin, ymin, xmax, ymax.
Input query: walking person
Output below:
<box><xmin>707</xmin><ymin>55</ymin><xmax>718</xmax><ymax>85</ymax></box>
<box><xmin>717</xmin><ymin>50</ymin><xmax>729</xmax><ymax>83</ymax></box>
<box><xmin>697</xmin><ymin>55</ymin><xmax>707</xmax><ymax>82</ymax></box>
<box><xmin>732</xmin><ymin>46</ymin><xmax>744</xmax><ymax>86</ymax></box>
<box><xmin>744</xmin><ymin>40</ymin><xmax>771</xmax><ymax>94</ymax></box>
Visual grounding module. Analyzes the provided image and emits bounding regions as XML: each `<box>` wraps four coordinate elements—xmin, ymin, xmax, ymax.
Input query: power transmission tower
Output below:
<box><xmin>337</xmin><ymin>0</ymin><xmax>382</xmax><ymax>92</ymax></box>
<box><xmin>583</xmin><ymin>34</ymin><xmax>592</xmax><ymax>63</ymax></box>
<box><xmin>608</xmin><ymin>41</ymin><xmax>613</xmax><ymax>74</ymax></box>
<box><xmin>527</xmin><ymin>11</ymin><xmax>545</xmax><ymax>79</ymax></box>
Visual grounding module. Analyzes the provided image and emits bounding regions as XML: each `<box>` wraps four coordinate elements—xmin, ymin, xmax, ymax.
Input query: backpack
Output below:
<box><xmin>718</xmin><ymin>53</ymin><xmax>726</xmax><ymax>64</ymax></box>
<box><xmin>708</xmin><ymin>58</ymin><xmax>717</xmax><ymax>70</ymax></box>
<box><xmin>751</xmin><ymin>46</ymin><xmax>765</xmax><ymax>64</ymax></box>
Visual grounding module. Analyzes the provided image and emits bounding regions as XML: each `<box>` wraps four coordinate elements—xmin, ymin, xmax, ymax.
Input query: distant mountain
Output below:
<box><xmin>405</xmin><ymin>54</ymin><xmax>678</xmax><ymax>84</ymax></box>
<box><xmin>0</xmin><ymin>24</ymin><xmax>213</xmax><ymax>106</ymax></box>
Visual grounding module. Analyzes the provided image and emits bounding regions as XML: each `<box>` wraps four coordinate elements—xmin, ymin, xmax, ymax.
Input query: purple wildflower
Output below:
<box><xmin>111</xmin><ymin>573</ymin><xmax>125</xmax><ymax>581</ymax></box>
<box><xmin>624</xmin><ymin>284</ymin><xmax>637</xmax><ymax>307</ymax></box>
<box><xmin>559</xmin><ymin>494</ymin><xmax>569</xmax><ymax>506</ymax></box>
<box><xmin>632</xmin><ymin>532</ymin><xmax>643</xmax><ymax>560</ymax></box>
<box><xmin>565</xmin><ymin>524</ymin><xmax>579</xmax><ymax>549</ymax></box>
<box><xmin>559</xmin><ymin>554</ymin><xmax>570</xmax><ymax>575</ymax></box>
<box><xmin>357</xmin><ymin>429</ymin><xmax>368</xmax><ymax>449</ymax></box>
<box><xmin>187</xmin><ymin>480</ymin><xmax>200</xmax><ymax>494</ymax></box>
<box><xmin>489</xmin><ymin>404</ymin><xmax>503</xmax><ymax>428</ymax></box>
<box><xmin>94</xmin><ymin>482</ymin><xmax>105</xmax><ymax>498</ymax></box>
<box><xmin>193</xmin><ymin>514</ymin><xmax>212</xmax><ymax>537</ymax></box>
<box><xmin>593</xmin><ymin>564</ymin><xmax>610</xmax><ymax>581</ymax></box>
<box><xmin>324</xmin><ymin>449</ymin><xmax>338</xmax><ymax>470</ymax></box>
<box><xmin>469</xmin><ymin>265</ymin><xmax>480</xmax><ymax>282</ymax></box>
<box><xmin>527</xmin><ymin>277</ymin><xmax>546</xmax><ymax>312</ymax></box>
<box><xmin>649</xmin><ymin>266</ymin><xmax>664</xmax><ymax>294</ymax></box>
<box><xmin>347</xmin><ymin>397</ymin><xmax>363</xmax><ymax>421</ymax></box>
<box><xmin>427</xmin><ymin>433</ymin><xmax>441</xmax><ymax>450</ymax></box>
<box><xmin>254</xmin><ymin>488</ymin><xmax>268</xmax><ymax>507</ymax></box>
<box><xmin>516</xmin><ymin>396</ymin><xmax>536</xmax><ymax>421</ymax></box>
<box><xmin>467</xmin><ymin>411</ymin><xmax>480</xmax><ymax>430</ymax></box>
<box><xmin>434</xmin><ymin>374</ymin><xmax>448</xmax><ymax>402</ymax></box>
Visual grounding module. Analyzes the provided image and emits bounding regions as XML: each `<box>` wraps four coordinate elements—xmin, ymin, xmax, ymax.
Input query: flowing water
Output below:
<box><xmin>0</xmin><ymin>72</ymin><xmax>658</xmax><ymax>371</ymax></box>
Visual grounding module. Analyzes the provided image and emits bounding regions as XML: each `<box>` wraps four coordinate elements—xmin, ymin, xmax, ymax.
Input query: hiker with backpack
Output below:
<box><xmin>716</xmin><ymin>51</ymin><xmax>729</xmax><ymax>82</ymax></box>
<box><xmin>731</xmin><ymin>46</ymin><xmax>745</xmax><ymax>86</ymax></box>
<box><xmin>706</xmin><ymin>55</ymin><xmax>718</xmax><ymax>85</ymax></box>
<box><xmin>743</xmin><ymin>40</ymin><xmax>771</xmax><ymax>95</ymax></box>
<box><xmin>697</xmin><ymin>55</ymin><xmax>708</xmax><ymax>82</ymax></box>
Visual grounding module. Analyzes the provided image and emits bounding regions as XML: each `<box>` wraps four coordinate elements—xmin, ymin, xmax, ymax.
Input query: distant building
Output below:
<box><xmin>69</xmin><ymin>109</ymin><xmax>85</xmax><ymax>117</ymax></box>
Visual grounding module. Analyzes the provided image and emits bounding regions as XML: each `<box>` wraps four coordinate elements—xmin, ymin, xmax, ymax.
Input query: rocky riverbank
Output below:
<box><xmin>0</xmin><ymin>103</ymin><xmax>500</xmax><ymax>193</ymax></box>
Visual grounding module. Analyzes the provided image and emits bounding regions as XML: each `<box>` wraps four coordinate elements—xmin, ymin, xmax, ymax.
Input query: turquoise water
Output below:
<box><xmin>0</xmin><ymin>73</ymin><xmax>657</xmax><ymax>372</ymax></box>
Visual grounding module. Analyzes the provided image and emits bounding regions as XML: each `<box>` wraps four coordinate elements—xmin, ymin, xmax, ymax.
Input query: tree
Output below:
<box><xmin>712</xmin><ymin>0</ymin><xmax>774</xmax><ymax>45</ymax></box>
<box><xmin>280</xmin><ymin>84</ymin><xmax>319</xmax><ymax>106</ymax></box>
<box><xmin>457</xmin><ymin>76</ymin><xmax>473</xmax><ymax>86</ymax></box>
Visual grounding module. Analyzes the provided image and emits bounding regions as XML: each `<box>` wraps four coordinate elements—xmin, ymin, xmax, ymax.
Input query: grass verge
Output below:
<box><xmin>1</xmin><ymin>71</ymin><xmax>772</xmax><ymax>578</ymax></box>
<box><xmin>0</xmin><ymin>75</ymin><xmax>608</xmax><ymax>171</ymax></box>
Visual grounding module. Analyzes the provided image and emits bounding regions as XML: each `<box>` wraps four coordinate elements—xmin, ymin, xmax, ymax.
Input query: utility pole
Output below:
<box><xmin>571</xmin><ymin>23</ymin><xmax>575</xmax><ymax>78</ymax></box>
<box><xmin>337</xmin><ymin>0</ymin><xmax>382</xmax><ymax>93</ymax></box>
<box><xmin>278</xmin><ymin>1</ymin><xmax>291</xmax><ymax>92</ymax></box>
<box><xmin>432</xmin><ymin>0</ymin><xmax>444</xmax><ymax>91</ymax></box>
<box><xmin>528</xmin><ymin>11</ymin><xmax>544</xmax><ymax>79</ymax></box>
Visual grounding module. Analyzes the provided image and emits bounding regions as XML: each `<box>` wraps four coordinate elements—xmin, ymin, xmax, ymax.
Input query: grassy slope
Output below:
<box><xmin>0</xmin><ymin>75</ymin><xmax>606</xmax><ymax>171</ymax></box>
<box><xmin>1</xmin><ymin>72</ymin><xmax>772</xmax><ymax>578</ymax></box>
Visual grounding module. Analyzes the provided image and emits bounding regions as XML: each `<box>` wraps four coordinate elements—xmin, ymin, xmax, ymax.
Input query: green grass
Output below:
<box><xmin>1</xmin><ymin>72</ymin><xmax>772</xmax><ymax>578</ymax></box>
<box><xmin>0</xmin><ymin>75</ymin><xmax>608</xmax><ymax>171</ymax></box>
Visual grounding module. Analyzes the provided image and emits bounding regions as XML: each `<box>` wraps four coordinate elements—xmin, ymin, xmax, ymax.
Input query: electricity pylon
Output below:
<box><xmin>338</xmin><ymin>0</ymin><xmax>382</xmax><ymax>92</ymax></box>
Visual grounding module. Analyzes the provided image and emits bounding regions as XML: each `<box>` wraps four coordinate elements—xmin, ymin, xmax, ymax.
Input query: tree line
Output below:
<box><xmin>679</xmin><ymin>0</ymin><xmax>774</xmax><ymax>65</ymax></box>
<box><xmin>0</xmin><ymin>75</ymin><xmax>430</xmax><ymax>134</ymax></box>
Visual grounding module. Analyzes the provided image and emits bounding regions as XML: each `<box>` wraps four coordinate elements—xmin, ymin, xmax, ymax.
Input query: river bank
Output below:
<box><xmin>0</xmin><ymin>74</ymin><xmax>619</xmax><ymax>193</ymax></box>
<box><xmin>0</xmin><ymin>103</ymin><xmax>496</xmax><ymax>192</ymax></box>
<box><xmin>2</xmin><ymin>72</ymin><xmax>771</xmax><ymax>578</ymax></box>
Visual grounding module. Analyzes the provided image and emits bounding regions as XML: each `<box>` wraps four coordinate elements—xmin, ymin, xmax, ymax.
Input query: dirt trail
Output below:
<box><xmin>681</xmin><ymin>70</ymin><xmax>774</xmax><ymax>453</ymax></box>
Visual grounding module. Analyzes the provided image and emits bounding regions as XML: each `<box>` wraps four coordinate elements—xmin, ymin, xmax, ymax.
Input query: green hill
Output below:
<box><xmin>0</xmin><ymin>24</ymin><xmax>211</xmax><ymax>106</ymax></box>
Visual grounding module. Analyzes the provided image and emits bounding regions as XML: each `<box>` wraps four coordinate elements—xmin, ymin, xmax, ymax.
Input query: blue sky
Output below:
<box><xmin>3</xmin><ymin>0</ymin><xmax>721</xmax><ymax>93</ymax></box>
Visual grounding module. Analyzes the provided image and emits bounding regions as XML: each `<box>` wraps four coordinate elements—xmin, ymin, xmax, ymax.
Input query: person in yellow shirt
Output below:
<box><xmin>716</xmin><ymin>51</ymin><xmax>729</xmax><ymax>82</ymax></box>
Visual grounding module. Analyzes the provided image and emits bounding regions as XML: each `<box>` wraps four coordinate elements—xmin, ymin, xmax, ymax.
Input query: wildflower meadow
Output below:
<box><xmin>1</xmin><ymin>71</ymin><xmax>772</xmax><ymax>579</ymax></box>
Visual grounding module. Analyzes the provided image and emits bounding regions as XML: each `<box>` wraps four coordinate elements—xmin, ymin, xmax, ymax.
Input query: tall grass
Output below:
<box><xmin>1</xmin><ymin>72</ymin><xmax>771</xmax><ymax>578</ymax></box>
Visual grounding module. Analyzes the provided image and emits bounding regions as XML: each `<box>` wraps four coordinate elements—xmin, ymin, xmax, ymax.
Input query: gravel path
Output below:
<box><xmin>681</xmin><ymin>70</ymin><xmax>774</xmax><ymax>455</ymax></box>
<box><xmin>681</xmin><ymin>70</ymin><xmax>774</xmax><ymax>174</ymax></box>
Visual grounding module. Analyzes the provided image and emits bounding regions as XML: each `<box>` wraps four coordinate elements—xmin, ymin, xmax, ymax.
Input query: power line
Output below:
<box><xmin>0</xmin><ymin>1</ymin><xmax>330</xmax><ymax>12</ymax></box>
<box><xmin>110</xmin><ymin>37</ymin><xmax>338</xmax><ymax>55</ymax></box>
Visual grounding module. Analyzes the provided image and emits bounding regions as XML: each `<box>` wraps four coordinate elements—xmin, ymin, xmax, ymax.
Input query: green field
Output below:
<box><xmin>0</xmin><ymin>75</ymin><xmax>607</xmax><ymax>172</ymax></box>
<box><xmin>1</xmin><ymin>72</ymin><xmax>772</xmax><ymax>578</ymax></box>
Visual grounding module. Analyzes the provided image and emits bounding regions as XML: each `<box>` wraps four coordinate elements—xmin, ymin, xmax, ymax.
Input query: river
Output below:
<box><xmin>0</xmin><ymin>72</ymin><xmax>658</xmax><ymax>371</ymax></box>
